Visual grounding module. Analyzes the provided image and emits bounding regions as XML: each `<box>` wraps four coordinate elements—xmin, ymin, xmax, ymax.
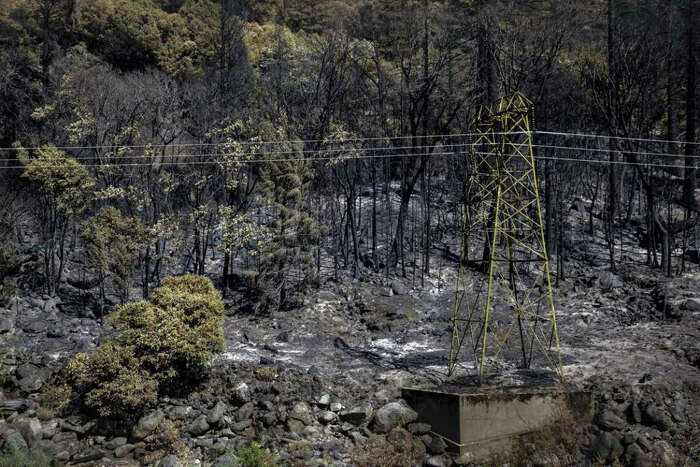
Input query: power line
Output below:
<box><xmin>0</xmin><ymin>148</ymin><xmax>692</xmax><ymax>171</ymax></box>
<box><xmin>0</xmin><ymin>143</ymin><xmax>470</xmax><ymax>163</ymax></box>
<box><xmin>0</xmin><ymin>132</ymin><xmax>514</xmax><ymax>151</ymax></box>
<box><xmin>2</xmin><ymin>129</ymin><xmax>697</xmax><ymax>152</ymax></box>
<box><xmin>537</xmin><ymin>130</ymin><xmax>700</xmax><ymax>146</ymax></box>
<box><xmin>1</xmin><ymin>140</ymin><xmax>696</xmax><ymax>164</ymax></box>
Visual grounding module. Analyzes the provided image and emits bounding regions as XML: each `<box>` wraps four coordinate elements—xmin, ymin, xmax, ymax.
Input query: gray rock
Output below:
<box><xmin>40</xmin><ymin>420</ymin><xmax>58</xmax><ymax>439</ymax></box>
<box><xmin>407</xmin><ymin>422</ymin><xmax>431</xmax><ymax>434</ymax></box>
<box><xmin>318</xmin><ymin>411</ymin><xmax>337</xmax><ymax>424</ymax></box>
<box><xmin>2</xmin><ymin>429</ymin><xmax>28</xmax><ymax>453</ymax></box>
<box><xmin>316</xmin><ymin>394</ymin><xmax>330</xmax><ymax>408</ymax></box>
<box><xmin>597</xmin><ymin>410</ymin><xmax>626</xmax><ymax>431</ymax></box>
<box><xmin>114</xmin><ymin>443</ymin><xmax>135</xmax><ymax>458</ymax></box>
<box><xmin>591</xmin><ymin>431</ymin><xmax>624</xmax><ymax>463</ymax></box>
<box><xmin>372</xmin><ymin>401</ymin><xmax>418</xmax><ymax>433</ymax></box>
<box><xmin>391</xmin><ymin>279</ymin><xmax>409</xmax><ymax>295</ymax></box>
<box><xmin>231</xmin><ymin>419</ymin><xmax>252</xmax><ymax>432</ymax></box>
<box><xmin>627</xmin><ymin>401</ymin><xmax>642</xmax><ymax>424</ymax></box>
<box><xmin>189</xmin><ymin>415</ymin><xmax>210</xmax><ymax>436</ymax></box>
<box><xmin>684</xmin><ymin>298</ymin><xmax>700</xmax><ymax>311</ymax></box>
<box><xmin>16</xmin><ymin>417</ymin><xmax>42</xmax><ymax>447</ymax></box>
<box><xmin>625</xmin><ymin>443</ymin><xmax>650</xmax><ymax>467</ymax></box>
<box><xmin>131</xmin><ymin>410</ymin><xmax>164</xmax><ymax>441</ymax></box>
<box><xmin>232</xmin><ymin>382</ymin><xmax>250</xmax><ymax>405</ymax></box>
<box><xmin>531</xmin><ymin>453</ymin><xmax>561</xmax><ymax>466</ymax></box>
<box><xmin>425</xmin><ymin>455</ymin><xmax>449</xmax><ymax>467</ymax></box>
<box><xmin>22</xmin><ymin>319</ymin><xmax>47</xmax><ymax>334</ymax></box>
<box><xmin>168</xmin><ymin>405</ymin><xmax>193</xmax><ymax>420</ymax></box>
<box><xmin>105</xmin><ymin>437</ymin><xmax>128</xmax><ymax>450</ymax></box>
<box><xmin>600</xmin><ymin>272</ymin><xmax>623</xmax><ymax>290</ymax></box>
<box><xmin>207</xmin><ymin>401</ymin><xmax>227</xmax><ymax>425</ymax></box>
<box><xmin>289</xmin><ymin>402</ymin><xmax>313</xmax><ymax>425</ymax></box>
<box><xmin>236</xmin><ymin>402</ymin><xmax>255</xmax><ymax>421</ymax></box>
<box><xmin>157</xmin><ymin>454</ymin><xmax>181</xmax><ymax>467</ymax></box>
<box><xmin>33</xmin><ymin>439</ymin><xmax>60</xmax><ymax>458</ymax></box>
<box><xmin>18</xmin><ymin>374</ymin><xmax>43</xmax><ymax>393</ymax></box>
<box><xmin>642</xmin><ymin>405</ymin><xmax>671</xmax><ymax>431</ymax></box>
<box><xmin>339</xmin><ymin>404</ymin><xmax>373</xmax><ymax>426</ymax></box>
<box><xmin>286</xmin><ymin>418</ymin><xmax>306</xmax><ymax>434</ymax></box>
<box><xmin>330</xmin><ymin>402</ymin><xmax>343</xmax><ymax>412</ymax></box>
<box><xmin>0</xmin><ymin>399</ymin><xmax>27</xmax><ymax>415</ymax></box>
<box><xmin>426</xmin><ymin>435</ymin><xmax>447</xmax><ymax>454</ymax></box>
<box><xmin>0</xmin><ymin>318</ymin><xmax>13</xmax><ymax>334</ymax></box>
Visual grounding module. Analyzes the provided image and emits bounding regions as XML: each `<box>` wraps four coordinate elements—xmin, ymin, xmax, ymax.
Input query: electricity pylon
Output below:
<box><xmin>448</xmin><ymin>92</ymin><xmax>562</xmax><ymax>382</ymax></box>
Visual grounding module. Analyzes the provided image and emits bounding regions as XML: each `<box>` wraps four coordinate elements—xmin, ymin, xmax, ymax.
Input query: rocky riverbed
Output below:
<box><xmin>1</xmin><ymin>236</ymin><xmax>699</xmax><ymax>465</ymax></box>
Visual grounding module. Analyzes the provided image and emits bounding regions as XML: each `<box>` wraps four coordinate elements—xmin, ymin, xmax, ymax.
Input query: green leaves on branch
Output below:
<box><xmin>65</xmin><ymin>275</ymin><xmax>224</xmax><ymax>422</ymax></box>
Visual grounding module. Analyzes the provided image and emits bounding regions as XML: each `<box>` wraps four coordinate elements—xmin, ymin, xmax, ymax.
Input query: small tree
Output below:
<box><xmin>19</xmin><ymin>144</ymin><xmax>94</xmax><ymax>296</ymax></box>
<box><xmin>81</xmin><ymin>206</ymin><xmax>144</xmax><ymax>314</ymax></box>
<box><xmin>259</xmin><ymin>138</ymin><xmax>317</xmax><ymax>310</ymax></box>
<box><xmin>65</xmin><ymin>274</ymin><xmax>224</xmax><ymax>421</ymax></box>
<box><xmin>109</xmin><ymin>274</ymin><xmax>225</xmax><ymax>391</ymax></box>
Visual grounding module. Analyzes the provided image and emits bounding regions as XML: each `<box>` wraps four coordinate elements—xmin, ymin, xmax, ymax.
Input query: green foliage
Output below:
<box><xmin>19</xmin><ymin>144</ymin><xmax>95</xmax><ymax>296</ymax></box>
<box><xmin>110</xmin><ymin>275</ymin><xmax>225</xmax><ymax>388</ymax></box>
<box><xmin>0</xmin><ymin>446</ymin><xmax>49</xmax><ymax>467</ymax></box>
<box><xmin>65</xmin><ymin>275</ymin><xmax>223</xmax><ymax>421</ymax></box>
<box><xmin>19</xmin><ymin>145</ymin><xmax>95</xmax><ymax>217</ymax></box>
<box><xmin>81</xmin><ymin>206</ymin><xmax>144</xmax><ymax>305</ymax></box>
<box><xmin>76</xmin><ymin>0</ymin><xmax>219</xmax><ymax>74</ymax></box>
<box><xmin>66</xmin><ymin>341</ymin><xmax>158</xmax><ymax>418</ymax></box>
<box><xmin>217</xmin><ymin>442</ymin><xmax>279</xmax><ymax>467</ymax></box>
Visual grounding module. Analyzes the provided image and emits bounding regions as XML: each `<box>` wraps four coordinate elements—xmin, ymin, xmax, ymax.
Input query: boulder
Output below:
<box><xmin>236</xmin><ymin>402</ymin><xmax>255</xmax><ymax>422</ymax></box>
<box><xmin>114</xmin><ymin>444</ymin><xmax>135</xmax><ymax>458</ymax></box>
<box><xmin>684</xmin><ymin>298</ymin><xmax>700</xmax><ymax>312</ymax></box>
<box><xmin>207</xmin><ymin>401</ymin><xmax>227</xmax><ymax>425</ymax></box>
<box><xmin>596</xmin><ymin>410</ymin><xmax>627</xmax><ymax>431</ymax></box>
<box><xmin>372</xmin><ymin>401</ymin><xmax>418</xmax><ymax>433</ymax></box>
<box><xmin>16</xmin><ymin>417</ymin><xmax>42</xmax><ymax>447</ymax></box>
<box><xmin>339</xmin><ymin>404</ymin><xmax>373</xmax><ymax>426</ymax></box>
<box><xmin>168</xmin><ymin>406</ymin><xmax>192</xmax><ymax>420</ymax></box>
<box><xmin>0</xmin><ymin>318</ymin><xmax>13</xmax><ymax>334</ymax></box>
<box><xmin>316</xmin><ymin>394</ymin><xmax>330</xmax><ymax>408</ymax></box>
<box><xmin>1</xmin><ymin>429</ymin><xmax>28</xmax><ymax>453</ymax></box>
<box><xmin>131</xmin><ymin>410</ymin><xmax>164</xmax><ymax>441</ymax></box>
<box><xmin>22</xmin><ymin>319</ymin><xmax>47</xmax><ymax>334</ymax></box>
<box><xmin>289</xmin><ymin>402</ymin><xmax>313</xmax><ymax>426</ymax></box>
<box><xmin>18</xmin><ymin>374</ymin><xmax>43</xmax><ymax>393</ymax></box>
<box><xmin>318</xmin><ymin>411</ymin><xmax>337</xmax><ymax>424</ymax></box>
<box><xmin>591</xmin><ymin>431</ymin><xmax>624</xmax><ymax>463</ymax></box>
<box><xmin>232</xmin><ymin>382</ymin><xmax>250</xmax><ymax>405</ymax></box>
<box><xmin>188</xmin><ymin>415</ymin><xmax>210</xmax><ymax>436</ymax></box>
<box><xmin>157</xmin><ymin>454</ymin><xmax>182</xmax><ymax>467</ymax></box>
<box><xmin>391</xmin><ymin>279</ymin><xmax>409</xmax><ymax>296</ymax></box>
<box><xmin>642</xmin><ymin>405</ymin><xmax>671</xmax><ymax>431</ymax></box>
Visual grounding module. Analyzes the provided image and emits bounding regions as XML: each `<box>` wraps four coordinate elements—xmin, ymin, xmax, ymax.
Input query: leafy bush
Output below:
<box><xmin>64</xmin><ymin>275</ymin><xmax>224</xmax><ymax>421</ymax></box>
<box><xmin>0</xmin><ymin>446</ymin><xmax>49</xmax><ymax>467</ymax></box>
<box><xmin>217</xmin><ymin>442</ymin><xmax>279</xmax><ymax>467</ymax></box>
<box><xmin>111</xmin><ymin>274</ymin><xmax>225</xmax><ymax>389</ymax></box>
<box><xmin>66</xmin><ymin>341</ymin><xmax>158</xmax><ymax>418</ymax></box>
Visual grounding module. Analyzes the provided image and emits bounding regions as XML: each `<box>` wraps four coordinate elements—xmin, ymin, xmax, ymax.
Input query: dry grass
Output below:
<box><xmin>351</xmin><ymin>428</ymin><xmax>423</xmax><ymax>467</ymax></box>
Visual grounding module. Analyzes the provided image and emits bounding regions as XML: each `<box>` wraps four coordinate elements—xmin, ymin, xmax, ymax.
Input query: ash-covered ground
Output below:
<box><xmin>1</xmin><ymin>204</ymin><xmax>699</xmax><ymax>466</ymax></box>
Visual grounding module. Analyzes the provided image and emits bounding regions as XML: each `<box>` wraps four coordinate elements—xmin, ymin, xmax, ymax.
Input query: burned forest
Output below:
<box><xmin>0</xmin><ymin>0</ymin><xmax>698</xmax><ymax>466</ymax></box>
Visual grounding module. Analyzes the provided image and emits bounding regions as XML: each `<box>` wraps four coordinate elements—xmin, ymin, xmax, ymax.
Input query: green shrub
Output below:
<box><xmin>110</xmin><ymin>274</ymin><xmax>225</xmax><ymax>389</ymax></box>
<box><xmin>64</xmin><ymin>275</ymin><xmax>224</xmax><ymax>421</ymax></box>
<box><xmin>66</xmin><ymin>342</ymin><xmax>158</xmax><ymax>419</ymax></box>
<box><xmin>217</xmin><ymin>442</ymin><xmax>279</xmax><ymax>467</ymax></box>
<box><xmin>0</xmin><ymin>446</ymin><xmax>49</xmax><ymax>467</ymax></box>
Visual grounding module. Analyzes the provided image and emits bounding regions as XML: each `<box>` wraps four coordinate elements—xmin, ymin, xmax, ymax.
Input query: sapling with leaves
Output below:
<box><xmin>18</xmin><ymin>144</ymin><xmax>95</xmax><ymax>297</ymax></box>
<box><xmin>81</xmin><ymin>206</ymin><xmax>144</xmax><ymax>315</ymax></box>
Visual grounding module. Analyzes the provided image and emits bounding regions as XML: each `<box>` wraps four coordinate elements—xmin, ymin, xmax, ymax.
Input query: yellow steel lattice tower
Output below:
<box><xmin>448</xmin><ymin>93</ymin><xmax>562</xmax><ymax>382</ymax></box>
